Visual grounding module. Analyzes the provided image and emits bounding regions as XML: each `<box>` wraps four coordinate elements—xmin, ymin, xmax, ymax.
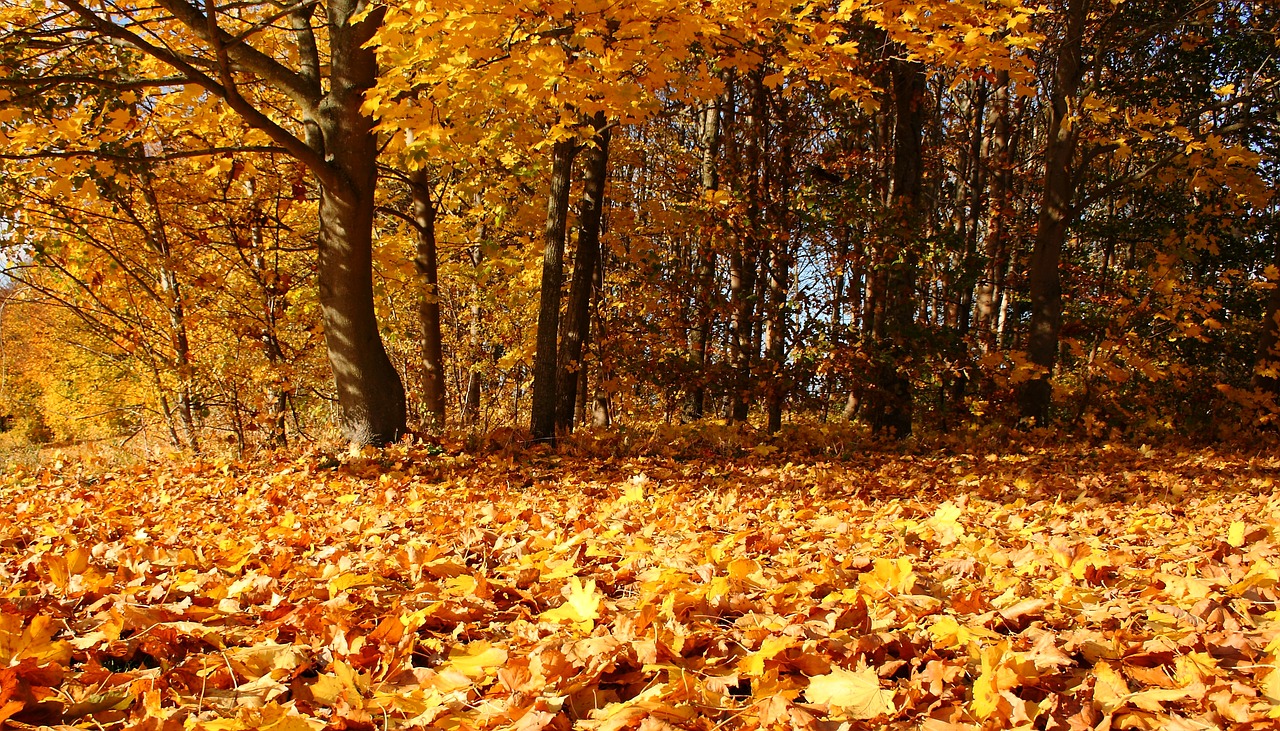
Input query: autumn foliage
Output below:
<box><xmin>0</xmin><ymin>0</ymin><xmax>1276</xmax><ymax>447</ymax></box>
<box><xmin>2</xmin><ymin>443</ymin><xmax>1280</xmax><ymax>730</ymax></box>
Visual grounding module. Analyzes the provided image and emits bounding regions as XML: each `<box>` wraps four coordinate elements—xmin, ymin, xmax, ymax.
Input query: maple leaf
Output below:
<box><xmin>541</xmin><ymin>577</ymin><xmax>603</xmax><ymax>631</ymax></box>
<box><xmin>0</xmin><ymin>615</ymin><xmax>72</xmax><ymax>667</ymax></box>
<box><xmin>805</xmin><ymin>666</ymin><xmax>896</xmax><ymax>720</ymax></box>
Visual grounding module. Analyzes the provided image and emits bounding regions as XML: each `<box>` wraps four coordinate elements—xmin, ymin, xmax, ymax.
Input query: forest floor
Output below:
<box><xmin>1</xmin><ymin>434</ymin><xmax>1279</xmax><ymax>730</ymax></box>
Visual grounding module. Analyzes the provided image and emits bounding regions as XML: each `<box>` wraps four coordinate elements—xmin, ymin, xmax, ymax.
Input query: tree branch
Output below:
<box><xmin>0</xmin><ymin>74</ymin><xmax>191</xmax><ymax>90</ymax></box>
<box><xmin>54</xmin><ymin>0</ymin><xmax>336</xmax><ymax>187</ymax></box>
<box><xmin>152</xmin><ymin>0</ymin><xmax>319</xmax><ymax>116</ymax></box>
<box><xmin>0</xmin><ymin>146</ymin><xmax>288</xmax><ymax>163</ymax></box>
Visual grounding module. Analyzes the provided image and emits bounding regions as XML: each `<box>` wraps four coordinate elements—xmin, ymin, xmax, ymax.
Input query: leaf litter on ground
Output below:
<box><xmin>0</xmin><ymin>441</ymin><xmax>1278</xmax><ymax>730</ymax></box>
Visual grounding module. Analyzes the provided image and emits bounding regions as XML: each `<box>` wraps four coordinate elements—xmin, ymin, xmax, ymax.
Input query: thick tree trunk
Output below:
<box><xmin>1020</xmin><ymin>0</ymin><xmax>1088</xmax><ymax>425</ymax></box>
<box><xmin>530</xmin><ymin>137</ymin><xmax>579</xmax><ymax>443</ymax></box>
<box><xmin>687</xmin><ymin>97</ymin><xmax>722</xmax><ymax>420</ymax></box>
<box><xmin>310</xmin><ymin>1</ymin><xmax>406</xmax><ymax>445</ymax></box>
<box><xmin>557</xmin><ymin>119</ymin><xmax>610</xmax><ymax>432</ymax></box>
<box><xmin>411</xmin><ymin>168</ymin><xmax>446</xmax><ymax>431</ymax></box>
<box><xmin>866</xmin><ymin>59</ymin><xmax>925</xmax><ymax>438</ymax></box>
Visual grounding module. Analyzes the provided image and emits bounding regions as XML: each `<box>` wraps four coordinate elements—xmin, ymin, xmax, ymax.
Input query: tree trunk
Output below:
<box><xmin>161</xmin><ymin>265</ymin><xmax>199</xmax><ymax>452</ymax></box>
<box><xmin>557</xmin><ymin>118</ymin><xmax>610</xmax><ymax>432</ymax></box>
<box><xmin>251</xmin><ymin>214</ymin><xmax>289</xmax><ymax>447</ymax></box>
<box><xmin>461</xmin><ymin>220</ymin><xmax>486</xmax><ymax>427</ymax></box>
<box><xmin>1020</xmin><ymin>0</ymin><xmax>1089</xmax><ymax>425</ymax></box>
<box><xmin>308</xmin><ymin>1</ymin><xmax>407</xmax><ymax>445</ymax></box>
<box><xmin>687</xmin><ymin>97</ymin><xmax>722</xmax><ymax>420</ymax></box>
<box><xmin>1255</xmin><ymin>230</ymin><xmax>1280</xmax><ymax>402</ymax></box>
<box><xmin>315</xmin><ymin>169</ymin><xmax>406</xmax><ymax>445</ymax></box>
<box><xmin>530</xmin><ymin>137</ymin><xmax>579</xmax><ymax>443</ymax></box>
<box><xmin>866</xmin><ymin>58</ymin><xmax>925</xmax><ymax>438</ymax></box>
<box><xmin>764</xmin><ymin>244</ymin><xmax>789</xmax><ymax>433</ymax></box>
<box><xmin>411</xmin><ymin>168</ymin><xmax>446</xmax><ymax>431</ymax></box>
<box><xmin>139</xmin><ymin>179</ymin><xmax>200</xmax><ymax>452</ymax></box>
<box><xmin>974</xmin><ymin>70</ymin><xmax>1012</xmax><ymax>349</ymax></box>
<box><xmin>764</xmin><ymin>95</ymin><xmax>793</xmax><ymax>434</ymax></box>
<box><xmin>591</xmin><ymin>248</ymin><xmax>612</xmax><ymax>428</ymax></box>
<box><xmin>727</xmin><ymin>73</ymin><xmax>765</xmax><ymax>423</ymax></box>
<box><xmin>50</xmin><ymin>0</ymin><xmax>408</xmax><ymax>445</ymax></box>
<box><xmin>957</xmin><ymin>81</ymin><xmax>987</xmax><ymax>339</ymax></box>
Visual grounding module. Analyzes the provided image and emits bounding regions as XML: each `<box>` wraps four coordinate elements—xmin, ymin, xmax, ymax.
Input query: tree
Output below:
<box><xmin>0</xmin><ymin>0</ymin><xmax>406</xmax><ymax>444</ymax></box>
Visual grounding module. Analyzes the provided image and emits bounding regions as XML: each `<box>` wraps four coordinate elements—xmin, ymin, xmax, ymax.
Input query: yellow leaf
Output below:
<box><xmin>738</xmin><ymin>635</ymin><xmax>796</xmax><ymax>676</ymax></box>
<box><xmin>541</xmin><ymin>577</ymin><xmax>603</xmax><ymax>631</ymax></box>
<box><xmin>1227</xmin><ymin>520</ymin><xmax>1246</xmax><ymax>548</ymax></box>
<box><xmin>805</xmin><ymin>666</ymin><xmax>895</xmax><ymax>720</ymax></box>
<box><xmin>445</xmin><ymin>641</ymin><xmax>507</xmax><ymax>679</ymax></box>
<box><xmin>328</xmin><ymin>573</ymin><xmax>374</xmax><ymax>596</ymax></box>
<box><xmin>0</xmin><ymin>614</ymin><xmax>72</xmax><ymax>666</ymax></box>
<box><xmin>727</xmin><ymin>558</ymin><xmax>759</xmax><ymax>581</ymax></box>
<box><xmin>1092</xmin><ymin>660</ymin><xmax>1130</xmax><ymax>713</ymax></box>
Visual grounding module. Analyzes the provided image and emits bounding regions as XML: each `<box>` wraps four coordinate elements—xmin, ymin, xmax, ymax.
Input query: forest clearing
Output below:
<box><xmin>1</xmin><ymin>439</ymin><xmax>1279</xmax><ymax>730</ymax></box>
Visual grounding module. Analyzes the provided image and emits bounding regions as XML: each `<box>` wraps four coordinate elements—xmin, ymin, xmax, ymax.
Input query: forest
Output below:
<box><xmin>2</xmin><ymin>2</ymin><xmax>1280</xmax><ymax>729</ymax></box>
<box><xmin>0</xmin><ymin>0</ymin><xmax>1275</xmax><ymax>450</ymax></box>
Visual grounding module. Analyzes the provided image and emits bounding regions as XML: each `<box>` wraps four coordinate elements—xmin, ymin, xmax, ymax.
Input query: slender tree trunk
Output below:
<box><xmin>764</xmin><ymin>245</ymin><xmax>789</xmax><ymax>433</ymax></box>
<box><xmin>765</xmin><ymin>99</ymin><xmax>793</xmax><ymax>434</ymax></box>
<box><xmin>957</xmin><ymin>81</ymin><xmax>987</xmax><ymax>338</ymax></box>
<box><xmin>461</xmin><ymin>216</ymin><xmax>486</xmax><ymax>427</ymax></box>
<box><xmin>975</xmin><ymin>70</ymin><xmax>1012</xmax><ymax>349</ymax></box>
<box><xmin>462</xmin><ymin>239</ymin><xmax>484</xmax><ymax>427</ymax></box>
<box><xmin>687</xmin><ymin>97</ymin><xmax>722</xmax><ymax>420</ymax></box>
<box><xmin>591</xmin><ymin>248</ymin><xmax>612</xmax><ymax>428</ymax></box>
<box><xmin>411</xmin><ymin>168</ymin><xmax>446</xmax><ymax>431</ymax></box>
<box><xmin>158</xmin><ymin>265</ymin><xmax>199</xmax><ymax>452</ymax></box>
<box><xmin>138</xmin><ymin>180</ymin><xmax>200</xmax><ymax>452</ymax></box>
<box><xmin>530</xmin><ymin>137</ymin><xmax>579</xmax><ymax>443</ymax></box>
<box><xmin>866</xmin><ymin>58</ymin><xmax>925</xmax><ymax>438</ymax></box>
<box><xmin>251</xmin><ymin>212</ymin><xmax>289</xmax><ymax>447</ymax></box>
<box><xmin>728</xmin><ymin>73</ymin><xmax>765</xmax><ymax>423</ymax></box>
<box><xmin>1255</xmin><ymin>229</ymin><xmax>1280</xmax><ymax>402</ymax></box>
<box><xmin>1020</xmin><ymin>0</ymin><xmax>1089</xmax><ymax>424</ymax></box>
<box><xmin>150</xmin><ymin>364</ymin><xmax>183</xmax><ymax>449</ymax></box>
<box><xmin>557</xmin><ymin>118</ymin><xmax>610</xmax><ymax>432</ymax></box>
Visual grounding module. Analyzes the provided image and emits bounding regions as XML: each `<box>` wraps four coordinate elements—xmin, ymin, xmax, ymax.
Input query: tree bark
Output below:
<box><xmin>461</xmin><ymin>240</ymin><xmax>484</xmax><ymax>427</ymax></box>
<box><xmin>727</xmin><ymin>74</ymin><xmax>765</xmax><ymax>423</ymax></box>
<box><xmin>687</xmin><ymin>97</ymin><xmax>722</xmax><ymax>421</ymax></box>
<box><xmin>530</xmin><ymin>136</ymin><xmax>579</xmax><ymax>443</ymax></box>
<box><xmin>411</xmin><ymin>168</ymin><xmax>446</xmax><ymax>431</ymax></box>
<box><xmin>557</xmin><ymin>118</ymin><xmax>610</xmax><ymax>432</ymax></box>
<box><xmin>866</xmin><ymin>58</ymin><xmax>925</xmax><ymax>438</ymax></box>
<box><xmin>1255</xmin><ymin>230</ymin><xmax>1280</xmax><ymax>402</ymax></box>
<box><xmin>1020</xmin><ymin>0</ymin><xmax>1089</xmax><ymax>425</ymax></box>
<box><xmin>974</xmin><ymin>70</ymin><xmax>1012</xmax><ymax>349</ymax></box>
<box><xmin>591</xmin><ymin>247</ymin><xmax>612</xmax><ymax>428</ymax></box>
<box><xmin>764</xmin><ymin>244</ymin><xmax>789</xmax><ymax>433</ymax></box>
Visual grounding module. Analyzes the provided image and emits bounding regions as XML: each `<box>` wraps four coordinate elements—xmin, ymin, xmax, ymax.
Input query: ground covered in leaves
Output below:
<box><xmin>2</xmin><ymin>440</ymin><xmax>1279</xmax><ymax>731</ymax></box>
